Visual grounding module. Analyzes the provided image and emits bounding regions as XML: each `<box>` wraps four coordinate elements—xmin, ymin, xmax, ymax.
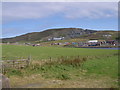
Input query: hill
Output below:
<box><xmin>2</xmin><ymin>28</ymin><xmax>118</xmax><ymax>43</ymax></box>
<box><xmin>79</xmin><ymin>30</ymin><xmax>118</xmax><ymax>40</ymax></box>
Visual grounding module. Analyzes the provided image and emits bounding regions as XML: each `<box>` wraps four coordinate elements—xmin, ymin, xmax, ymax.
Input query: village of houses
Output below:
<box><xmin>2</xmin><ymin>36</ymin><xmax>119</xmax><ymax>48</ymax></box>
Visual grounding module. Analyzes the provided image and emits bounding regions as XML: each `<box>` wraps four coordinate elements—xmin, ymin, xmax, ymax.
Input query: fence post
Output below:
<box><xmin>13</xmin><ymin>60</ymin><xmax>15</xmax><ymax>68</ymax></box>
<box><xmin>2</xmin><ymin>64</ymin><xmax>5</xmax><ymax>75</ymax></box>
<box><xmin>0</xmin><ymin>61</ymin><xmax>3</xmax><ymax>74</ymax></box>
<box><xmin>18</xmin><ymin>60</ymin><xmax>20</xmax><ymax>69</ymax></box>
<box><xmin>50</xmin><ymin>57</ymin><xmax>51</xmax><ymax>61</ymax></box>
<box><xmin>27</xmin><ymin>55</ymin><xmax>31</xmax><ymax>66</ymax></box>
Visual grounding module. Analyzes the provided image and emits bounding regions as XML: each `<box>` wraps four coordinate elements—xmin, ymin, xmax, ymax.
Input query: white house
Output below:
<box><xmin>103</xmin><ymin>35</ymin><xmax>112</xmax><ymax>37</ymax></box>
<box><xmin>88</xmin><ymin>40</ymin><xmax>98</xmax><ymax>43</ymax></box>
<box><xmin>53</xmin><ymin>37</ymin><xmax>63</xmax><ymax>40</ymax></box>
<box><xmin>48</xmin><ymin>37</ymin><xmax>64</xmax><ymax>41</ymax></box>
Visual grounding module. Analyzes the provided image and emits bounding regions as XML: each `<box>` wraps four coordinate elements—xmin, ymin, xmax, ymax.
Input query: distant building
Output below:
<box><xmin>48</xmin><ymin>37</ymin><xmax>64</xmax><ymax>41</ymax></box>
<box><xmin>88</xmin><ymin>40</ymin><xmax>98</xmax><ymax>43</ymax></box>
<box><xmin>53</xmin><ymin>37</ymin><xmax>63</xmax><ymax>41</ymax></box>
<box><xmin>106</xmin><ymin>40</ymin><xmax>115</xmax><ymax>44</ymax></box>
<box><xmin>48</xmin><ymin>38</ymin><xmax>51</xmax><ymax>41</ymax></box>
<box><xmin>103</xmin><ymin>35</ymin><xmax>112</xmax><ymax>37</ymax></box>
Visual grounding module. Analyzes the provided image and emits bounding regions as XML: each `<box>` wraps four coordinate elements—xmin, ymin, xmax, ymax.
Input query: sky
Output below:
<box><xmin>2</xmin><ymin>2</ymin><xmax>118</xmax><ymax>38</ymax></box>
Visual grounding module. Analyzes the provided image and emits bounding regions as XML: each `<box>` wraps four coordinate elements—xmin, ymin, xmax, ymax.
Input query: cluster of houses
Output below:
<box><xmin>3</xmin><ymin>39</ymin><xmax>119</xmax><ymax>47</ymax></box>
<box><xmin>78</xmin><ymin>40</ymin><xmax>117</xmax><ymax>47</ymax></box>
<box><xmin>50</xmin><ymin>39</ymin><xmax>119</xmax><ymax>47</ymax></box>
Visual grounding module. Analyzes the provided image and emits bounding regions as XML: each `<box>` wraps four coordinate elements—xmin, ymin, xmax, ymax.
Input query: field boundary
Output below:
<box><xmin>1</xmin><ymin>56</ymin><xmax>31</xmax><ymax>74</ymax></box>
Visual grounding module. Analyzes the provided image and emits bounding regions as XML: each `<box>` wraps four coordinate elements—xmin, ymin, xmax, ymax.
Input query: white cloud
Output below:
<box><xmin>63</xmin><ymin>2</ymin><xmax>118</xmax><ymax>19</ymax></box>
<box><xmin>2</xmin><ymin>2</ymin><xmax>118</xmax><ymax>22</ymax></box>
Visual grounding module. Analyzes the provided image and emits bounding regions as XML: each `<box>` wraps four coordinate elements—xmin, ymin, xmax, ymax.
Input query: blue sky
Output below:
<box><xmin>2</xmin><ymin>2</ymin><xmax>118</xmax><ymax>38</ymax></box>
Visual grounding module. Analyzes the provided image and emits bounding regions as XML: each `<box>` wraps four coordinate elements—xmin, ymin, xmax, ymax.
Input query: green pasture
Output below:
<box><xmin>2</xmin><ymin>44</ymin><xmax>118</xmax><ymax>60</ymax></box>
<box><xmin>2</xmin><ymin>45</ymin><xmax>119</xmax><ymax>88</ymax></box>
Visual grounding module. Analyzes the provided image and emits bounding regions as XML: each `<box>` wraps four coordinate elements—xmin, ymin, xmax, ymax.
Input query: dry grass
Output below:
<box><xmin>9</xmin><ymin>74</ymin><xmax>118</xmax><ymax>88</ymax></box>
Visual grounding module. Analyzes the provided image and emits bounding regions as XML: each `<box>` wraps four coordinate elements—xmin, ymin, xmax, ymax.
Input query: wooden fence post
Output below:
<box><xmin>2</xmin><ymin>64</ymin><xmax>5</xmax><ymax>75</ymax></box>
<box><xmin>27</xmin><ymin>55</ymin><xmax>31</xmax><ymax>66</ymax></box>
<box><xmin>50</xmin><ymin>57</ymin><xmax>51</xmax><ymax>62</ymax></box>
<box><xmin>13</xmin><ymin>60</ymin><xmax>15</xmax><ymax>68</ymax></box>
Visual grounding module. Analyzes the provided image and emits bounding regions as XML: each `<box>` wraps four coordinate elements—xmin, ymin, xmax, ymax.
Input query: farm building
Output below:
<box><xmin>106</xmin><ymin>40</ymin><xmax>116</xmax><ymax>45</ymax></box>
<box><xmin>53</xmin><ymin>37</ymin><xmax>64</xmax><ymax>41</ymax></box>
<box><xmin>88</xmin><ymin>40</ymin><xmax>98</xmax><ymax>43</ymax></box>
<box><xmin>103</xmin><ymin>34</ymin><xmax>112</xmax><ymax>37</ymax></box>
<box><xmin>48</xmin><ymin>37</ymin><xmax>64</xmax><ymax>41</ymax></box>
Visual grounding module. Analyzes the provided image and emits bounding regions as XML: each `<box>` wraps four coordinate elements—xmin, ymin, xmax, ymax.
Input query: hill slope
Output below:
<box><xmin>2</xmin><ymin>28</ymin><xmax>96</xmax><ymax>43</ymax></box>
<box><xmin>2</xmin><ymin>28</ymin><xmax>118</xmax><ymax>43</ymax></box>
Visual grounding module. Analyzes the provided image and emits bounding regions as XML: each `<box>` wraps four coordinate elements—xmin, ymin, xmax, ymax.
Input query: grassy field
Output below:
<box><xmin>2</xmin><ymin>44</ymin><xmax>118</xmax><ymax>60</ymax></box>
<box><xmin>2</xmin><ymin>45</ymin><xmax>119</xmax><ymax>88</ymax></box>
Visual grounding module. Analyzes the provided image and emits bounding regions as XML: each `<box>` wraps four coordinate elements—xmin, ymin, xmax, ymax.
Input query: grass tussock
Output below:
<box><xmin>44</xmin><ymin>56</ymin><xmax>87</xmax><ymax>67</ymax></box>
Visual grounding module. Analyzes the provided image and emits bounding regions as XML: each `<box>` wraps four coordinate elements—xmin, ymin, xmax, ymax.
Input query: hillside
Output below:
<box><xmin>80</xmin><ymin>30</ymin><xmax>118</xmax><ymax>40</ymax></box>
<box><xmin>2</xmin><ymin>28</ymin><xmax>118</xmax><ymax>43</ymax></box>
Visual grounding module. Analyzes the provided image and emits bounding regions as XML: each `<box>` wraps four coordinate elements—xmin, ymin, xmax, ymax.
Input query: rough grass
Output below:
<box><xmin>5</xmin><ymin>54</ymin><xmax>118</xmax><ymax>88</ymax></box>
<box><xmin>8</xmin><ymin>56</ymin><xmax>118</xmax><ymax>88</ymax></box>
<box><xmin>2</xmin><ymin>45</ymin><xmax>119</xmax><ymax>88</ymax></box>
